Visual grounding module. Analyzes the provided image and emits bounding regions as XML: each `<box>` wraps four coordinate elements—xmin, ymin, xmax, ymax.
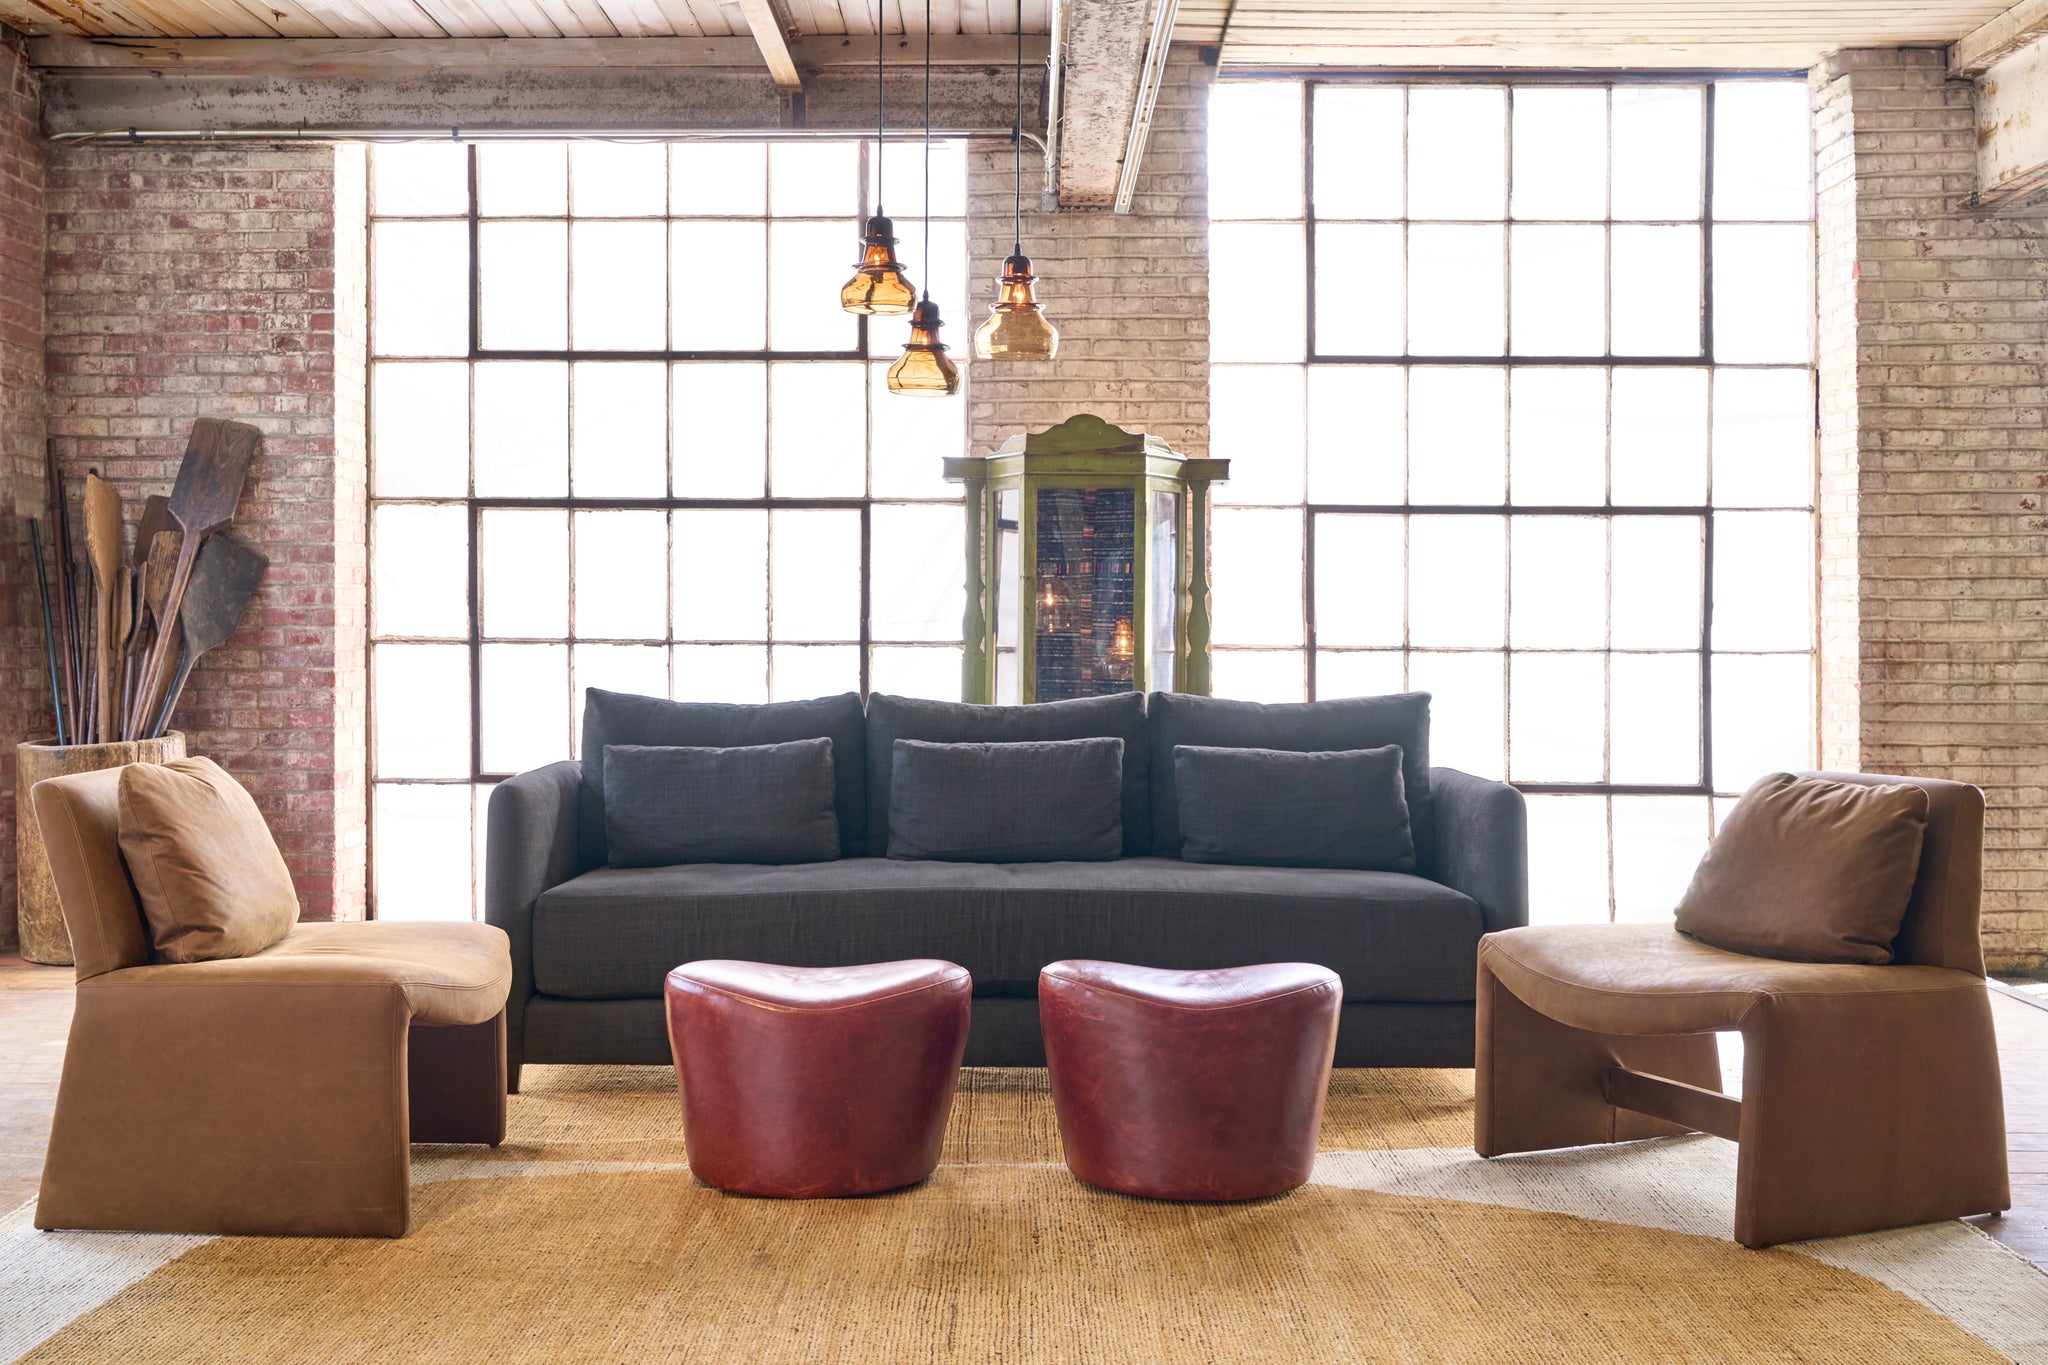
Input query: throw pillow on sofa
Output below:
<box><xmin>602</xmin><ymin>739</ymin><xmax>842</xmax><ymax>867</ymax></box>
<box><xmin>580</xmin><ymin>688</ymin><xmax>867</xmax><ymax>867</ymax></box>
<box><xmin>865</xmin><ymin>691</ymin><xmax>1150</xmax><ymax>856</ymax></box>
<box><xmin>887</xmin><ymin>737</ymin><xmax>1124</xmax><ymax>863</ymax></box>
<box><xmin>1674</xmin><ymin>772</ymin><xmax>1929</xmax><ymax>965</ymax></box>
<box><xmin>1148</xmin><ymin>691</ymin><xmax>1434</xmax><ymax>865</ymax></box>
<box><xmin>116</xmin><ymin>756</ymin><xmax>300</xmax><ymax>964</ymax></box>
<box><xmin>1173</xmin><ymin>744</ymin><xmax>1416</xmax><ymax>872</ymax></box>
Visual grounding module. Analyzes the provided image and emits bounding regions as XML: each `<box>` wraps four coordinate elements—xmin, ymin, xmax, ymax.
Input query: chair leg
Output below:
<box><xmin>409</xmin><ymin>1009</ymin><xmax>509</xmax><ymax>1146</ymax></box>
<box><xmin>1476</xmin><ymin>961</ymin><xmax>1722</xmax><ymax>1157</ymax></box>
<box><xmin>1733</xmin><ymin>986</ymin><xmax>2009</xmax><ymax>1248</ymax></box>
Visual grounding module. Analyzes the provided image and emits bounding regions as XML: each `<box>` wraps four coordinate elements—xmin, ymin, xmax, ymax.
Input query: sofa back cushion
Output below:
<box><xmin>1174</xmin><ymin>744</ymin><xmax>1415</xmax><ymax>872</ymax></box>
<box><xmin>864</xmin><ymin>691</ymin><xmax>1150</xmax><ymax>856</ymax></box>
<box><xmin>886</xmin><ymin>737</ymin><xmax>1125</xmax><ymax>863</ymax></box>
<box><xmin>1148</xmin><ymin>692</ymin><xmax>1434</xmax><ymax>868</ymax></box>
<box><xmin>116</xmin><ymin>756</ymin><xmax>300</xmax><ymax>963</ymax></box>
<box><xmin>603</xmin><ymin>739</ymin><xmax>842</xmax><ymax>867</ymax></box>
<box><xmin>1674</xmin><ymin>772</ymin><xmax>1929</xmax><ymax>965</ymax></box>
<box><xmin>579</xmin><ymin>689</ymin><xmax>866</xmax><ymax>867</ymax></box>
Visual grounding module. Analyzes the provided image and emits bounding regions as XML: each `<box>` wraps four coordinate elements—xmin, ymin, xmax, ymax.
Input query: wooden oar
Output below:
<box><xmin>82</xmin><ymin>474</ymin><xmax>123</xmax><ymax>743</ymax></box>
<box><xmin>128</xmin><ymin>529</ymin><xmax>183</xmax><ymax>740</ymax></box>
<box><xmin>43</xmin><ymin>445</ymin><xmax>81</xmax><ymax>742</ymax></box>
<box><xmin>119</xmin><ymin>496</ymin><xmax>175</xmax><ymax>736</ymax></box>
<box><xmin>150</xmin><ymin>535</ymin><xmax>268</xmax><ymax>739</ymax></box>
<box><xmin>131</xmin><ymin>419</ymin><xmax>261</xmax><ymax>734</ymax></box>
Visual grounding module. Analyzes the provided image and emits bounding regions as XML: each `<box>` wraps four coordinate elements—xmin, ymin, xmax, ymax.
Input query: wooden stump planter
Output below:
<box><xmin>14</xmin><ymin>734</ymin><xmax>186</xmax><ymax>965</ymax></box>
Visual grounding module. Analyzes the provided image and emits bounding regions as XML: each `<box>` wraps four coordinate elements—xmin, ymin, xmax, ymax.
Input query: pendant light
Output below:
<box><xmin>972</xmin><ymin>0</ymin><xmax>1059</xmax><ymax>362</ymax></box>
<box><xmin>840</xmin><ymin>0</ymin><xmax>915</xmax><ymax>315</ymax></box>
<box><xmin>886</xmin><ymin>0</ymin><xmax>961</xmax><ymax>397</ymax></box>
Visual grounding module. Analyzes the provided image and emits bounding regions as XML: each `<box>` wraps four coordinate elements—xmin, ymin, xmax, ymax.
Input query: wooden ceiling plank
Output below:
<box><xmin>733</xmin><ymin>0</ymin><xmax>802</xmax><ymax>84</ymax></box>
<box><xmin>679</xmin><ymin>0</ymin><xmax>733</xmax><ymax>35</ymax></box>
<box><xmin>528</xmin><ymin>0</ymin><xmax>620</xmax><ymax>37</ymax></box>
<box><xmin>1952</xmin><ymin>0</ymin><xmax>2048</xmax><ymax>71</ymax></box>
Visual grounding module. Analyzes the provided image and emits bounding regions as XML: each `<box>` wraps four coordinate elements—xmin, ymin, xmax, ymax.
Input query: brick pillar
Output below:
<box><xmin>965</xmin><ymin>46</ymin><xmax>1211</xmax><ymax>455</ymax></box>
<box><xmin>1810</xmin><ymin>48</ymin><xmax>2048</xmax><ymax>971</ymax></box>
<box><xmin>0</xmin><ymin>30</ymin><xmax>44</xmax><ymax>949</ymax></box>
<box><xmin>42</xmin><ymin>141</ymin><xmax>368</xmax><ymax>922</ymax></box>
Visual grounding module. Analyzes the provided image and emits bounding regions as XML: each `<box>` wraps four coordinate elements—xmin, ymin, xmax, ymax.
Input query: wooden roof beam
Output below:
<box><xmin>734</xmin><ymin>0</ymin><xmax>804</xmax><ymax>91</ymax></box>
<box><xmin>1952</xmin><ymin>0</ymin><xmax>2048</xmax><ymax>76</ymax></box>
<box><xmin>1053</xmin><ymin>0</ymin><xmax>1176</xmax><ymax>210</ymax></box>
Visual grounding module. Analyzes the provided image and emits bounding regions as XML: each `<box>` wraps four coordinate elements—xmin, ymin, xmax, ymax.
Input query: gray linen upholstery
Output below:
<box><xmin>485</xmin><ymin>759</ymin><xmax>585</xmax><ymax>1086</ymax></box>
<box><xmin>864</xmin><ymin>691</ymin><xmax>1150</xmax><ymax>855</ymax></box>
<box><xmin>887</xmin><ymin>737</ymin><xmax>1123</xmax><ymax>862</ymax></box>
<box><xmin>519</xmin><ymin>996</ymin><xmax>1479</xmax><ymax>1068</ymax></box>
<box><xmin>603</xmin><ymin>739</ymin><xmax>841</xmax><ymax>867</ymax></box>
<box><xmin>1174</xmin><ymin>743</ymin><xmax>1414</xmax><ymax>871</ymax></box>
<box><xmin>579</xmin><ymin>689</ymin><xmax>866</xmax><ymax>867</ymax></box>
<box><xmin>1148</xmin><ymin>691</ymin><xmax>1434</xmax><ymax>869</ymax></box>
<box><xmin>1429</xmin><ymin>766</ymin><xmax>1528</xmax><ymax>934</ymax></box>
<box><xmin>530</xmin><ymin>857</ymin><xmax>1483</xmax><ymax>1003</ymax></box>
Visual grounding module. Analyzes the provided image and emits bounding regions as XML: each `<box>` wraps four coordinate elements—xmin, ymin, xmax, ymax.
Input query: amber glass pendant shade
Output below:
<box><xmin>887</xmin><ymin>297</ymin><xmax>961</xmax><ymax>396</ymax></box>
<box><xmin>840</xmin><ymin>214</ymin><xmax>917</xmax><ymax>315</ymax></box>
<box><xmin>972</xmin><ymin>252</ymin><xmax>1059</xmax><ymax>361</ymax></box>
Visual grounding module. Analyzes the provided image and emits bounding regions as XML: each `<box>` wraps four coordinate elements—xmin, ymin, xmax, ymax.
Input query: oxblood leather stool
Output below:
<box><xmin>664</xmin><ymin>958</ymin><xmax>971</xmax><ymax>1198</ymax></box>
<box><xmin>1039</xmin><ymin>960</ymin><xmax>1341</xmax><ymax>1202</ymax></box>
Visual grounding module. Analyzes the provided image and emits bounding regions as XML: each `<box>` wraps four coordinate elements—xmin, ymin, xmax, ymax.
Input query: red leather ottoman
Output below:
<box><xmin>1039</xmin><ymin>960</ymin><xmax>1341</xmax><ymax>1202</ymax></box>
<box><xmin>664</xmin><ymin>959</ymin><xmax>971</xmax><ymax>1198</ymax></box>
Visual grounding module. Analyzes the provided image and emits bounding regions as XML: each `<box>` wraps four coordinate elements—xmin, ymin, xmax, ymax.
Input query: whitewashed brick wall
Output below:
<box><xmin>1812</xmin><ymin>47</ymin><xmax>2048</xmax><ymax>971</ymax></box>
<box><xmin>964</xmin><ymin>46</ymin><xmax>1210</xmax><ymax>457</ymax></box>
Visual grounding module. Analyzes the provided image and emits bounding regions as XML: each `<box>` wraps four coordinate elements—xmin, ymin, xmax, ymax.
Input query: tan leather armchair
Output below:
<box><xmin>1476</xmin><ymin>772</ymin><xmax>2009</xmax><ymax>1248</ymax></box>
<box><xmin>30</xmin><ymin>766</ymin><xmax>513</xmax><ymax>1238</ymax></box>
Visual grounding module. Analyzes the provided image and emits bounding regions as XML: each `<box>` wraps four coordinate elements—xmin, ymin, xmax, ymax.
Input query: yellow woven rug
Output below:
<box><xmin>5</xmin><ymin>1067</ymin><xmax>2046</xmax><ymax>1363</ymax></box>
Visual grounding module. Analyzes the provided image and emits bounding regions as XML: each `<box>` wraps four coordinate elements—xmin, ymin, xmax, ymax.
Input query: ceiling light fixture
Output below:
<box><xmin>886</xmin><ymin>0</ymin><xmax>961</xmax><ymax>397</ymax></box>
<box><xmin>840</xmin><ymin>0</ymin><xmax>915</xmax><ymax>315</ymax></box>
<box><xmin>973</xmin><ymin>0</ymin><xmax>1058</xmax><ymax>362</ymax></box>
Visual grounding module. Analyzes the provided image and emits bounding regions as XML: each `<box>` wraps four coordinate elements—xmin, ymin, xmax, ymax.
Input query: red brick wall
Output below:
<box><xmin>41</xmin><ymin>139</ymin><xmax>367</xmax><ymax>922</ymax></box>
<box><xmin>0</xmin><ymin>29</ymin><xmax>45</xmax><ymax>950</ymax></box>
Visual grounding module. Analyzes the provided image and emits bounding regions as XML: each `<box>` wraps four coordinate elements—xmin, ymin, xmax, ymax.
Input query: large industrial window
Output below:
<box><xmin>1207</xmin><ymin>79</ymin><xmax>1817</xmax><ymax>924</ymax></box>
<box><xmin>366</xmin><ymin>139</ymin><xmax>969</xmax><ymax>919</ymax></box>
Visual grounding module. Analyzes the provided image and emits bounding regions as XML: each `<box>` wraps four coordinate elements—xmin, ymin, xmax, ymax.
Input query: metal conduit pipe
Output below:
<box><xmin>47</xmin><ymin>125</ymin><xmax>1052</xmax><ymax>150</ymax></box>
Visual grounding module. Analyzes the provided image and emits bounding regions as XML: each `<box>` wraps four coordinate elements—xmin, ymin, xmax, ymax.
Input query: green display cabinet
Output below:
<box><xmin>944</xmin><ymin>414</ymin><xmax>1229</xmax><ymax>704</ymax></box>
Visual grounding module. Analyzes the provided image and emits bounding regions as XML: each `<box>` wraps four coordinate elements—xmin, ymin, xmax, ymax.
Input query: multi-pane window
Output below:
<box><xmin>1207</xmin><ymin>79</ymin><xmax>1817</xmax><ymax>924</ymax></box>
<box><xmin>367</xmin><ymin>139</ymin><xmax>970</xmax><ymax>920</ymax></box>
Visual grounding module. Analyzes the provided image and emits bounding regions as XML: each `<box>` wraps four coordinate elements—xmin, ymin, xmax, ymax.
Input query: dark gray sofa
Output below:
<box><xmin>486</xmin><ymin>690</ymin><xmax>1526</xmax><ymax>1087</ymax></box>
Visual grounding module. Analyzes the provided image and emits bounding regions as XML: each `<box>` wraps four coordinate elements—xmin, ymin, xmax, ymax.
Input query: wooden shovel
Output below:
<box><xmin>128</xmin><ymin>529</ymin><xmax>184</xmax><ymax>740</ymax></box>
<box><xmin>81</xmin><ymin>473</ymin><xmax>123</xmax><ymax>743</ymax></box>
<box><xmin>150</xmin><ymin>535</ymin><xmax>268</xmax><ymax>740</ymax></box>
<box><xmin>132</xmin><ymin>419</ymin><xmax>261</xmax><ymax>734</ymax></box>
<box><xmin>119</xmin><ymin>496</ymin><xmax>175</xmax><ymax>736</ymax></box>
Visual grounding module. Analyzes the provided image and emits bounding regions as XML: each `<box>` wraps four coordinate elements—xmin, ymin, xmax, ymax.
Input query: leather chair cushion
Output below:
<box><xmin>1675</xmin><ymin>773</ymin><xmax>1929</xmax><ymax>964</ymax></box>
<box><xmin>1479</xmin><ymin>924</ymin><xmax>1980</xmax><ymax>1037</ymax></box>
<box><xmin>101</xmin><ymin>921</ymin><xmax>514</xmax><ymax>1026</ymax></box>
<box><xmin>116</xmin><ymin>756</ymin><xmax>301</xmax><ymax>964</ymax></box>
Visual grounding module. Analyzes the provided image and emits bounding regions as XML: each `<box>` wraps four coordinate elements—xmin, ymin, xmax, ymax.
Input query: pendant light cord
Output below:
<box><xmin>875</xmin><ymin>0</ymin><xmax>885</xmax><ymax>215</ymax></box>
<box><xmin>922</xmin><ymin>0</ymin><xmax>932</xmax><ymax>302</ymax></box>
<box><xmin>1013</xmin><ymin>0</ymin><xmax>1022</xmax><ymax>255</ymax></box>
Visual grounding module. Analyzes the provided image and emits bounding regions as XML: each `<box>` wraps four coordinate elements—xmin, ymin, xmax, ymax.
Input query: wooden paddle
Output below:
<box><xmin>128</xmin><ymin>529</ymin><xmax>184</xmax><ymax>741</ymax></box>
<box><xmin>81</xmin><ymin>473</ymin><xmax>123</xmax><ymax>743</ymax></box>
<box><xmin>119</xmin><ymin>495</ymin><xmax>174</xmax><ymax>735</ymax></box>
<box><xmin>131</xmin><ymin>419</ymin><xmax>261</xmax><ymax>736</ymax></box>
<box><xmin>43</xmin><ymin>444</ymin><xmax>82</xmax><ymax>743</ymax></box>
<box><xmin>150</xmin><ymin>535</ymin><xmax>268</xmax><ymax>739</ymax></box>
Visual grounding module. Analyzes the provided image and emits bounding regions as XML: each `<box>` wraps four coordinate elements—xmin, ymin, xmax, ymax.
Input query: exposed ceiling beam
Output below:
<box><xmin>1951</xmin><ymin>0</ymin><xmax>2048</xmax><ymax>75</ymax></box>
<box><xmin>733</xmin><ymin>0</ymin><xmax>803</xmax><ymax>91</ymax></box>
<box><xmin>1054</xmin><ymin>0</ymin><xmax>1174</xmax><ymax>210</ymax></box>
<box><xmin>27</xmin><ymin>34</ymin><xmax>1049</xmax><ymax>72</ymax></box>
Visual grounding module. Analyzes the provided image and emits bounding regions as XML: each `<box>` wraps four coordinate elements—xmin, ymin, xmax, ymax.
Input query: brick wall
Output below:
<box><xmin>964</xmin><ymin>46</ymin><xmax>1210</xmax><ymax>457</ymax></box>
<box><xmin>1812</xmin><ymin>48</ymin><xmax>2048</xmax><ymax>970</ymax></box>
<box><xmin>42</xmin><ymin>140</ymin><xmax>366</xmax><ymax>922</ymax></box>
<box><xmin>0</xmin><ymin>30</ymin><xmax>43</xmax><ymax>949</ymax></box>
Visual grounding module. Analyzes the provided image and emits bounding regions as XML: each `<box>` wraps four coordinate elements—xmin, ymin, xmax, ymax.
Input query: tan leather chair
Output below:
<box><xmin>31</xmin><ymin>766</ymin><xmax>513</xmax><ymax>1238</ymax></box>
<box><xmin>1476</xmin><ymin>772</ymin><xmax>2009</xmax><ymax>1249</ymax></box>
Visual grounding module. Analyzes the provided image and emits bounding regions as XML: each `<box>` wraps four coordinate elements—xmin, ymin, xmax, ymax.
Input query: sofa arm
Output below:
<box><xmin>1430</xmin><ymin>767</ymin><xmax>1528</xmax><ymax>935</ymax></box>
<box><xmin>486</xmin><ymin>761</ymin><xmax>585</xmax><ymax>1084</ymax></box>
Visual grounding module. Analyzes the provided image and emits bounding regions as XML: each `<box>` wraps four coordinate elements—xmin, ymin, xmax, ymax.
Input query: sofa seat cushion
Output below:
<box><xmin>531</xmin><ymin>858</ymin><xmax>1483</xmax><ymax>1004</ymax></box>
<box><xmin>103</xmin><ymin>921</ymin><xmax>512</xmax><ymax>1026</ymax></box>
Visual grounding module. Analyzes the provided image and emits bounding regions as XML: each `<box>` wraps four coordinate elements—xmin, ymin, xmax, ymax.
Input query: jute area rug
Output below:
<box><xmin>5</xmin><ymin>1066</ymin><xmax>2046</xmax><ymax>1363</ymax></box>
